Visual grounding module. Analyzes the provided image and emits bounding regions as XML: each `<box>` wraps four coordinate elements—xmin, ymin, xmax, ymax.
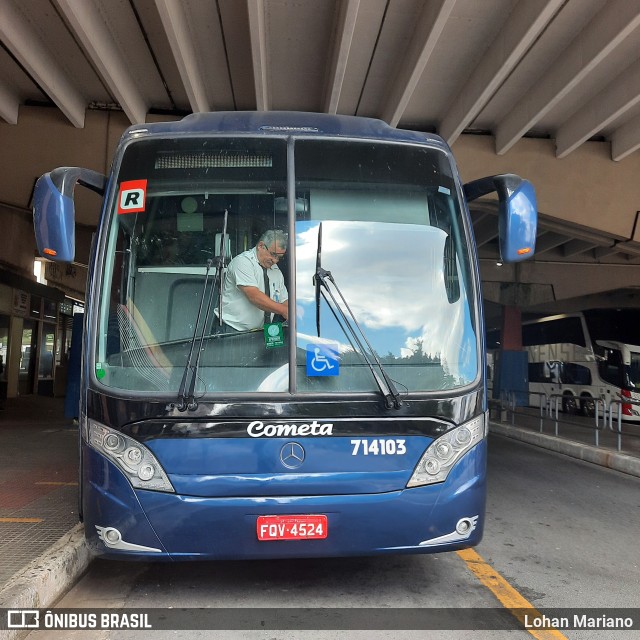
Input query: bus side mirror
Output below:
<box><xmin>33</xmin><ymin>167</ymin><xmax>106</xmax><ymax>263</ymax></box>
<box><xmin>463</xmin><ymin>174</ymin><xmax>537</xmax><ymax>263</ymax></box>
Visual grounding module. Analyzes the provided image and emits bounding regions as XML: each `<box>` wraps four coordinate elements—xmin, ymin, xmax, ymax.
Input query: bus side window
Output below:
<box><xmin>529</xmin><ymin>362</ymin><xmax>550</xmax><ymax>382</ymax></box>
<box><xmin>563</xmin><ymin>363</ymin><xmax>591</xmax><ymax>385</ymax></box>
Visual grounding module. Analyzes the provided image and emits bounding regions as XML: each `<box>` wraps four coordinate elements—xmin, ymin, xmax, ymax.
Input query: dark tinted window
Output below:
<box><xmin>583</xmin><ymin>309</ymin><xmax>640</xmax><ymax>344</ymax></box>
<box><xmin>562</xmin><ymin>363</ymin><xmax>591</xmax><ymax>385</ymax></box>
<box><xmin>528</xmin><ymin>362</ymin><xmax>549</xmax><ymax>383</ymax></box>
<box><xmin>522</xmin><ymin>317</ymin><xmax>586</xmax><ymax>347</ymax></box>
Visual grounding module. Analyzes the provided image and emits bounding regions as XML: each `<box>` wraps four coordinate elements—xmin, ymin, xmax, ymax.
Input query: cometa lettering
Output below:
<box><xmin>247</xmin><ymin>420</ymin><xmax>333</xmax><ymax>437</ymax></box>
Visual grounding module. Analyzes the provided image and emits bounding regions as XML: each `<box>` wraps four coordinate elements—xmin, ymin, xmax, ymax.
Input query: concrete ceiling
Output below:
<box><xmin>2</xmin><ymin>0</ymin><xmax>640</xmax><ymax>162</ymax></box>
<box><xmin>4</xmin><ymin>0</ymin><xmax>640</xmax><ymax>319</ymax></box>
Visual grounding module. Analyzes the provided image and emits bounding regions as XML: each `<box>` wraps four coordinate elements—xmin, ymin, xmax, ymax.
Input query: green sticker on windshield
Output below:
<box><xmin>264</xmin><ymin>322</ymin><xmax>285</xmax><ymax>349</ymax></box>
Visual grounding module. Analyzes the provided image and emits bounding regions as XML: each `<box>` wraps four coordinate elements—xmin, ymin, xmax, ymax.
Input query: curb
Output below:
<box><xmin>0</xmin><ymin>524</ymin><xmax>90</xmax><ymax>640</ymax></box>
<box><xmin>489</xmin><ymin>420</ymin><xmax>640</xmax><ymax>479</ymax></box>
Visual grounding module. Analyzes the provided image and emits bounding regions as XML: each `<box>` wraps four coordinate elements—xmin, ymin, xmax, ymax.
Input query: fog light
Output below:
<box><xmin>104</xmin><ymin>528</ymin><xmax>121</xmax><ymax>544</ymax></box>
<box><xmin>456</xmin><ymin>518</ymin><xmax>472</xmax><ymax>535</ymax></box>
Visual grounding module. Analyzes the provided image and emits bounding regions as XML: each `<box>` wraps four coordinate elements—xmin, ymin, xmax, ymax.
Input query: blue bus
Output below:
<box><xmin>33</xmin><ymin>112</ymin><xmax>536</xmax><ymax>560</ymax></box>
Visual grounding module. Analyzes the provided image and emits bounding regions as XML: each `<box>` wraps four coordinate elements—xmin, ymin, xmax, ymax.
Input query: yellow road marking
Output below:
<box><xmin>457</xmin><ymin>548</ymin><xmax>567</xmax><ymax>640</ymax></box>
<box><xmin>0</xmin><ymin>517</ymin><xmax>43</xmax><ymax>523</ymax></box>
<box><xmin>35</xmin><ymin>481</ymin><xmax>78</xmax><ymax>486</ymax></box>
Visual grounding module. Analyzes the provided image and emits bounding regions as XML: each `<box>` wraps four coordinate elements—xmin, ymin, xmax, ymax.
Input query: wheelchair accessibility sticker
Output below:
<box><xmin>306</xmin><ymin>343</ymin><xmax>339</xmax><ymax>376</ymax></box>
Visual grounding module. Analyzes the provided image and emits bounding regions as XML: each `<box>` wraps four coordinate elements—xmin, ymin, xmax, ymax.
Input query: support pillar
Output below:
<box><xmin>495</xmin><ymin>305</ymin><xmax>528</xmax><ymax>406</ymax></box>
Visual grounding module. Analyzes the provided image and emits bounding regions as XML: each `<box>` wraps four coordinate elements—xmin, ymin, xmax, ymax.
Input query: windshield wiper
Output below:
<box><xmin>315</xmin><ymin>221</ymin><xmax>322</xmax><ymax>337</ymax></box>
<box><xmin>313</xmin><ymin>223</ymin><xmax>403</xmax><ymax>409</ymax></box>
<box><xmin>172</xmin><ymin>210</ymin><xmax>228</xmax><ymax>411</ymax></box>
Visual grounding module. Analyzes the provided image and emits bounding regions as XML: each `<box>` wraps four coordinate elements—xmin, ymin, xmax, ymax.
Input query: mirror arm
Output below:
<box><xmin>50</xmin><ymin>167</ymin><xmax>107</xmax><ymax>197</ymax></box>
<box><xmin>463</xmin><ymin>174</ymin><xmax>519</xmax><ymax>203</ymax></box>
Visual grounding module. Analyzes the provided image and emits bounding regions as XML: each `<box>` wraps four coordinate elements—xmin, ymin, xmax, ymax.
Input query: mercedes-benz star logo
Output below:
<box><xmin>280</xmin><ymin>442</ymin><xmax>305</xmax><ymax>469</ymax></box>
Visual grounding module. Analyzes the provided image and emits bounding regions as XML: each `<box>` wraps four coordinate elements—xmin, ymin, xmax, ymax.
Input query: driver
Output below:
<box><xmin>218</xmin><ymin>230</ymin><xmax>289</xmax><ymax>332</ymax></box>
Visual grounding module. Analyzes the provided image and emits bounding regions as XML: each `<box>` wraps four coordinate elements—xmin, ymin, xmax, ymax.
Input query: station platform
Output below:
<box><xmin>0</xmin><ymin>396</ymin><xmax>80</xmax><ymax>585</ymax></box>
<box><xmin>0</xmin><ymin>394</ymin><xmax>639</xmax><ymax>638</ymax></box>
<box><xmin>0</xmin><ymin>395</ymin><xmax>86</xmax><ymax>634</ymax></box>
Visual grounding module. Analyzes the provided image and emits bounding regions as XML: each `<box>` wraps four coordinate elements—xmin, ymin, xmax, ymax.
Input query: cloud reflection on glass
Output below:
<box><xmin>296</xmin><ymin>220</ymin><xmax>477</xmax><ymax>391</ymax></box>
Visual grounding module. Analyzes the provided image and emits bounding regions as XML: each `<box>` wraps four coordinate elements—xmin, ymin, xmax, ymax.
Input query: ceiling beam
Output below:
<box><xmin>538</xmin><ymin>217</ymin><xmax>623</xmax><ymax>246</ymax></box>
<box><xmin>247</xmin><ymin>0</ymin><xmax>269</xmax><ymax>111</ymax></box>
<box><xmin>55</xmin><ymin>0</ymin><xmax>148</xmax><ymax>125</ymax></box>
<box><xmin>0</xmin><ymin>80</ymin><xmax>19</xmax><ymax>124</ymax></box>
<box><xmin>556</xmin><ymin>57</ymin><xmax>640</xmax><ymax>158</ymax></box>
<box><xmin>614</xmin><ymin>240</ymin><xmax>640</xmax><ymax>256</ymax></box>
<box><xmin>534</xmin><ymin>231</ymin><xmax>568</xmax><ymax>254</ymax></box>
<box><xmin>561</xmin><ymin>239</ymin><xmax>598</xmax><ymax>257</ymax></box>
<box><xmin>495</xmin><ymin>0</ymin><xmax>640</xmax><ymax>155</ymax></box>
<box><xmin>472</xmin><ymin>217</ymin><xmax>500</xmax><ymax>247</ymax></box>
<box><xmin>0</xmin><ymin>1</ymin><xmax>85</xmax><ymax>127</ymax></box>
<box><xmin>380</xmin><ymin>0</ymin><xmax>456</xmax><ymax>127</ymax></box>
<box><xmin>593</xmin><ymin>246</ymin><xmax>620</xmax><ymax>260</ymax></box>
<box><xmin>155</xmin><ymin>0</ymin><xmax>210</xmax><ymax>113</ymax></box>
<box><xmin>324</xmin><ymin>0</ymin><xmax>359</xmax><ymax>114</ymax></box>
<box><xmin>440</xmin><ymin>0</ymin><xmax>563</xmax><ymax>146</ymax></box>
<box><xmin>611</xmin><ymin>112</ymin><xmax>640</xmax><ymax>161</ymax></box>
<box><xmin>469</xmin><ymin>210</ymin><xmax>493</xmax><ymax>226</ymax></box>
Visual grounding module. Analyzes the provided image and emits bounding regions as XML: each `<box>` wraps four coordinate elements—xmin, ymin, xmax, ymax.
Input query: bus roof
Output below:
<box><xmin>123</xmin><ymin>111</ymin><xmax>448</xmax><ymax>148</ymax></box>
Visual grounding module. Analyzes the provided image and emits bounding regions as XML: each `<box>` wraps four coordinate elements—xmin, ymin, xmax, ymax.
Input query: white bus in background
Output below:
<box><xmin>489</xmin><ymin>309</ymin><xmax>640</xmax><ymax>421</ymax></box>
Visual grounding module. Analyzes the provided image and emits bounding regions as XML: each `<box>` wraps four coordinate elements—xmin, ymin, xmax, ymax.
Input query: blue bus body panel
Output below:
<box><xmin>82</xmin><ymin>448</ymin><xmax>168</xmax><ymax>558</ymax></box>
<box><xmin>82</xmin><ymin>440</ymin><xmax>486</xmax><ymax>560</ymax></box>
<box><xmin>123</xmin><ymin>111</ymin><xmax>446</xmax><ymax>148</ymax></box>
<box><xmin>145</xmin><ymin>435</ymin><xmax>432</xmax><ymax>497</ymax></box>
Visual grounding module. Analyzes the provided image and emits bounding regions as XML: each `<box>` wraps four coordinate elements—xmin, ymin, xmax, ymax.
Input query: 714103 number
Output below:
<box><xmin>351</xmin><ymin>439</ymin><xmax>406</xmax><ymax>456</ymax></box>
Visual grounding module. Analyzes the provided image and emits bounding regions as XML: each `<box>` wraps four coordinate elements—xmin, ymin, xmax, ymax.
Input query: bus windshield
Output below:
<box><xmin>627</xmin><ymin>351</ymin><xmax>640</xmax><ymax>391</ymax></box>
<box><xmin>95</xmin><ymin>136</ymin><xmax>478</xmax><ymax>396</ymax></box>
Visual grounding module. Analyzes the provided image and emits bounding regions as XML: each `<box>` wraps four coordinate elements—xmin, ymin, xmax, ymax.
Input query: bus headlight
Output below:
<box><xmin>86</xmin><ymin>420</ymin><xmax>175</xmax><ymax>493</ymax></box>
<box><xmin>407</xmin><ymin>415</ymin><xmax>485</xmax><ymax>487</ymax></box>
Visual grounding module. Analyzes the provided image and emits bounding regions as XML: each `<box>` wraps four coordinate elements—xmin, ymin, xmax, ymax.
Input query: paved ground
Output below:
<box><xmin>0</xmin><ymin>394</ymin><xmax>639</xmax><ymax>639</ymax></box>
<box><xmin>0</xmin><ymin>396</ymin><xmax>79</xmax><ymax>586</ymax></box>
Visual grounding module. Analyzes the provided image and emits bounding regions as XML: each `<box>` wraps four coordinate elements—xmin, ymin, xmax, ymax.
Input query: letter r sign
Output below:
<box><xmin>118</xmin><ymin>179</ymin><xmax>147</xmax><ymax>214</ymax></box>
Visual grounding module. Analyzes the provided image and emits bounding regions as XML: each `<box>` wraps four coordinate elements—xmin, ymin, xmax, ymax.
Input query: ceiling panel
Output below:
<box><xmin>0</xmin><ymin>0</ymin><xmax>639</xmax><ymax>159</ymax></box>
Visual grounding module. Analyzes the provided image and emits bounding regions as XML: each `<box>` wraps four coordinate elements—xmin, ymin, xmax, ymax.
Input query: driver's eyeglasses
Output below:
<box><xmin>262</xmin><ymin>245</ymin><xmax>286</xmax><ymax>261</ymax></box>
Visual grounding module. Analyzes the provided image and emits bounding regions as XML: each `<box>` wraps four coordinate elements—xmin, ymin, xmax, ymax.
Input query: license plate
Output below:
<box><xmin>257</xmin><ymin>515</ymin><xmax>328</xmax><ymax>541</ymax></box>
